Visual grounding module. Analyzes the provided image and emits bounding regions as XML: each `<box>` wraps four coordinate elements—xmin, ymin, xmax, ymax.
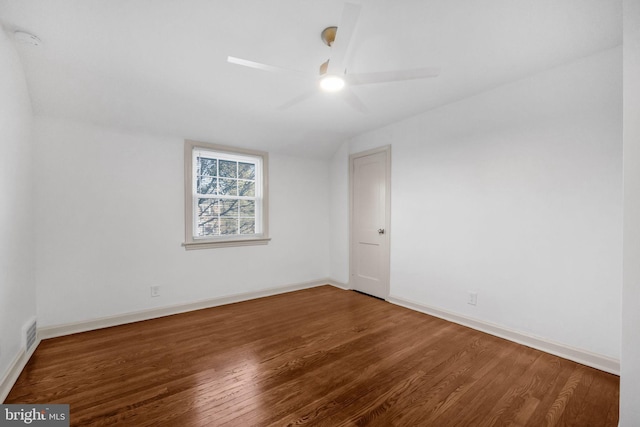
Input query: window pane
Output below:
<box><xmin>240</xmin><ymin>218</ymin><xmax>255</xmax><ymax>234</ymax></box>
<box><xmin>197</xmin><ymin>198</ymin><xmax>218</xmax><ymax>215</ymax></box>
<box><xmin>220</xmin><ymin>199</ymin><xmax>238</xmax><ymax>217</ymax></box>
<box><xmin>238</xmin><ymin>162</ymin><xmax>256</xmax><ymax>180</ymax></box>
<box><xmin>198</xmin><ymin>158</ymin><xmax>217</xmax><ymax>177</ymax></box>
<box><xmin>219</xmin><ymin>178</ymin><xmax>237</xmax><ymax>196</ymax></box>
<box><xmin>239</xmin><ymin>200</ymin><xmax>255</xmax><ymax>216</ymax></box>
<box><xmin>198</xmin><ymin>217</ymin><xmax>219</xmax><ymax>236</ymax></box>
<box><xmin>220</xmin><ymin>218</ymin><xmax>238</xmax><ymax>235</ymax></box>
<box><xmin>197</xmin><ymin>177</ymin><xmax>217</xmax><ymax>194</ymax></box>
<box><xmin>238</xmin><ymin>180</ymin><xmax>255</xmax><ymax>197</ymax></box>
<box><xmin>219</xmin><ymin>160</ymin><xmax>237</xmax><ymax>178</ymax></box>
<box><xmin>197</xmin><ymin>199</ymin><xmax>219</xmax><ymax>236</ymax></box>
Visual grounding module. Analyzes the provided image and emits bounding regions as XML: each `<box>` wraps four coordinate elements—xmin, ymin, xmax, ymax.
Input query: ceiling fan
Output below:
<box><xmin>227</xmin><ymin>2</ymin><xmax>440</xmax><ymax>113</ymax></box>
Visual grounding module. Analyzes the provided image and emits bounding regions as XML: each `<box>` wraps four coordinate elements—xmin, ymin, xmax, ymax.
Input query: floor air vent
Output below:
<box><xmin>24</xmin><ymin>319</ymin><xmax>37</xmax><ymax>352</ymax></box>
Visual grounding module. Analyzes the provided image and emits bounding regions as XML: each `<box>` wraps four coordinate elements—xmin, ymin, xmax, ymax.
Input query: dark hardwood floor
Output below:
<box><xmin>5</xmin><ymin>286</ymin><xmax>619</xmax><ymax>426</ymax></box>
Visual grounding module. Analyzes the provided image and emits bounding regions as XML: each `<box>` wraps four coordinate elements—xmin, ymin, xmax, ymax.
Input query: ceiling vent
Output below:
<box><xmin>23</xmin><ymin>318</ymin><xmax>37</xmax><ymax>353</ymax></box>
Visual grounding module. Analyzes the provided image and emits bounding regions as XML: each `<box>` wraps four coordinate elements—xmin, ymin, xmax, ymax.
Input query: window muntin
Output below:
<box><xmin>184</xmin><ymin>141</ymin><xmax>269</xmax><ymax>249</ymax></box>
<box><xmin>194</xmin><ymin>150</ymin><xmax>262</xmax><ymax>238</ymax></box>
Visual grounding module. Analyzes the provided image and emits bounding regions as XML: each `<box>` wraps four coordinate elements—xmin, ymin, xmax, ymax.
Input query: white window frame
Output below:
<box><xmin>183</xmin><ymin>140</ymin><xmax>270</xmax><ymax>250</ymax></box>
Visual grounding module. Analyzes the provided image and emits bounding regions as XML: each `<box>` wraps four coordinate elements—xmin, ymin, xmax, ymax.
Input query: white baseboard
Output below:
<box><xmin>387</xmin><ymin>294</ymin><xmax>620</xmax><ymax>375</ymax></box>
<box><xmin>4</xmin><ymin>283</ymin><xmax>615</xmax><ymax>402</ymax></box>
<box><xmin>3</xmin><ymin>279</ymin><xmax>347</xmax><ymax>401</ymax></box>
<box><xmin>325</xmin><ymin>279</ymin><xmax>350</xmax><ymax>290</ymax></box>
<box><xmin>1</xmin><ymin>336</ymin><xmax>41</xmax><ymax>403</ymax></box>
<box><xmin>39</xmin><ymin>279</ymin><xmax>345</xmax><ymax>340</ymax></box>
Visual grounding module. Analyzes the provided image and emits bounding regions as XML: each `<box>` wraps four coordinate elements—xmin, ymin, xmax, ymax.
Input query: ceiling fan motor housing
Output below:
<box><xmin>321</xmin><ymin>26</ymin><xmax>337</xmax><ymax>46</ymax></box>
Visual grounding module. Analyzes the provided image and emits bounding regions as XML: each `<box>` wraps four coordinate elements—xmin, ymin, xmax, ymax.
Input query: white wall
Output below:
<box><xmin>621</xmin><ymin>0</ymin><xmax>640</xmax><ymax>424</ymax></box>
<box><xmin>329</xmin><ymin>141</ymin><xmax>350</xmax><ymax>285</ymax></box>
<box><xmin>333</xmin><ymin>47</ymin><xmax>622</xmax><ymax>359</ymax></box>
<box><xmin>0</xmin><ymin>29</ymin><xmax>36</xmax><ymax>379</ymax></box>
<box><xmin>32</xmin><ymin>117</ymin><xmax>331</xmax><ymax>327</ymax></box>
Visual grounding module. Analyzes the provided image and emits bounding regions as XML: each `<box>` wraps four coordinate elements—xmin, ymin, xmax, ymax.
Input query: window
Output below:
<box><xmin>183</xmin><ymin>140</ymin><xmax>269</xmax><ymax>249</ymax></box>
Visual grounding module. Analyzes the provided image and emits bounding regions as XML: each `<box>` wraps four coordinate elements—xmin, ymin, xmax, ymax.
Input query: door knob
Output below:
<box><xmin>378</xmin><ymin>228</ymin><xmax>385</xmax><ymax>235</ymax></box>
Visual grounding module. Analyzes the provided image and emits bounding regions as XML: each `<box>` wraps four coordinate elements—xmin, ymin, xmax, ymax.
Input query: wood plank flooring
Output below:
<box><xmin>5</xmin><ymin>286</ymin><xmax>619</xmax><ymax>426</ymax></box>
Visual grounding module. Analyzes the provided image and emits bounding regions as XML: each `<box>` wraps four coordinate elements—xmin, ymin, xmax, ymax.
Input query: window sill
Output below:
<box><xmin>182</xmin><ymin>237</ymin><xmax>271</xmax><ymax>250</ymax></box>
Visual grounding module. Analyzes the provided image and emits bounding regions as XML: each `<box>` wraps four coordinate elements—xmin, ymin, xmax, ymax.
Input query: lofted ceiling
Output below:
<box><xmin>0</xmin><ymin>0</ymin><xmax>622</xmax><ymax>158</ymax></box>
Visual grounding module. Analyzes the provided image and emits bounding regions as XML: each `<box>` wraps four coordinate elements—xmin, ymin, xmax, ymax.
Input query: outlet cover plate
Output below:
<box><xmin>468</xmin><ymin>292</ymin><xmax>478</xmax><ymax>306</ymax></box>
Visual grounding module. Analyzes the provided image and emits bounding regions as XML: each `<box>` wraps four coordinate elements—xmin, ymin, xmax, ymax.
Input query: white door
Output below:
<box><xmin>350</xmin><ymin>147</ymin><xmax>390</xmax><ymax>299</ymax></box>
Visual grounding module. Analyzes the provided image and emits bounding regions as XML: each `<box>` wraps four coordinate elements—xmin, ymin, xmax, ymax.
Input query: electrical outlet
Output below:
<box><xmin>150</xmin><ymin>285</ymin><xmax>160</xmax><ymax>297</ymax></box>
<box><xmin>468</xmin><ymin>292</ymin><xmax>478</xmax><ymax>306</ymax></box>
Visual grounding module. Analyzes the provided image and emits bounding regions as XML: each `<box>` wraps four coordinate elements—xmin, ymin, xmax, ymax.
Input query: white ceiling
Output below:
<box><xmin>0</xmin><ymin>0</ymin><xmax>622</xmax><ymax>158</ymax></box>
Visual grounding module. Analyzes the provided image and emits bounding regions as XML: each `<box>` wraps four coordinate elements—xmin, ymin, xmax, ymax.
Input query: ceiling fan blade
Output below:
<box><xmin>346</xmin><ymin>67</ymin><xmax>441</xmax><ymax>85</ymax></box>
<box><xmin>227</xmin><ymin>56</ymin><xmax>309</xmax><ymax>79</ymax></box>
<box><xmin>327</xmin><ymin>2</ymin><xmax>362</xmax><ymax>76</ymax></box>
<box><xmin>276</xmin><ymin>91</ymin><xmax>317</xmax><ymax>110</ymax></box>
<box><xmin>341</xmin><ymin>87</ymin><xmax>368</xmax><ymax>114</ymax></box>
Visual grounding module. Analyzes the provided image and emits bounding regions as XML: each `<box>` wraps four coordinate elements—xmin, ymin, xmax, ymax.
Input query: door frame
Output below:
<box><xmin>349</xmin><ymin>145</ymin><xmax>392</xmax><ymax>299</ymax></box>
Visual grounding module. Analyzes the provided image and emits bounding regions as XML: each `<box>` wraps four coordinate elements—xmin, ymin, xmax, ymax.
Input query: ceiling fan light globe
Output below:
<box><xmin>320</xmin><ymin>75</ymin><xmax>345</xmax><ymax>92</ymax></box>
